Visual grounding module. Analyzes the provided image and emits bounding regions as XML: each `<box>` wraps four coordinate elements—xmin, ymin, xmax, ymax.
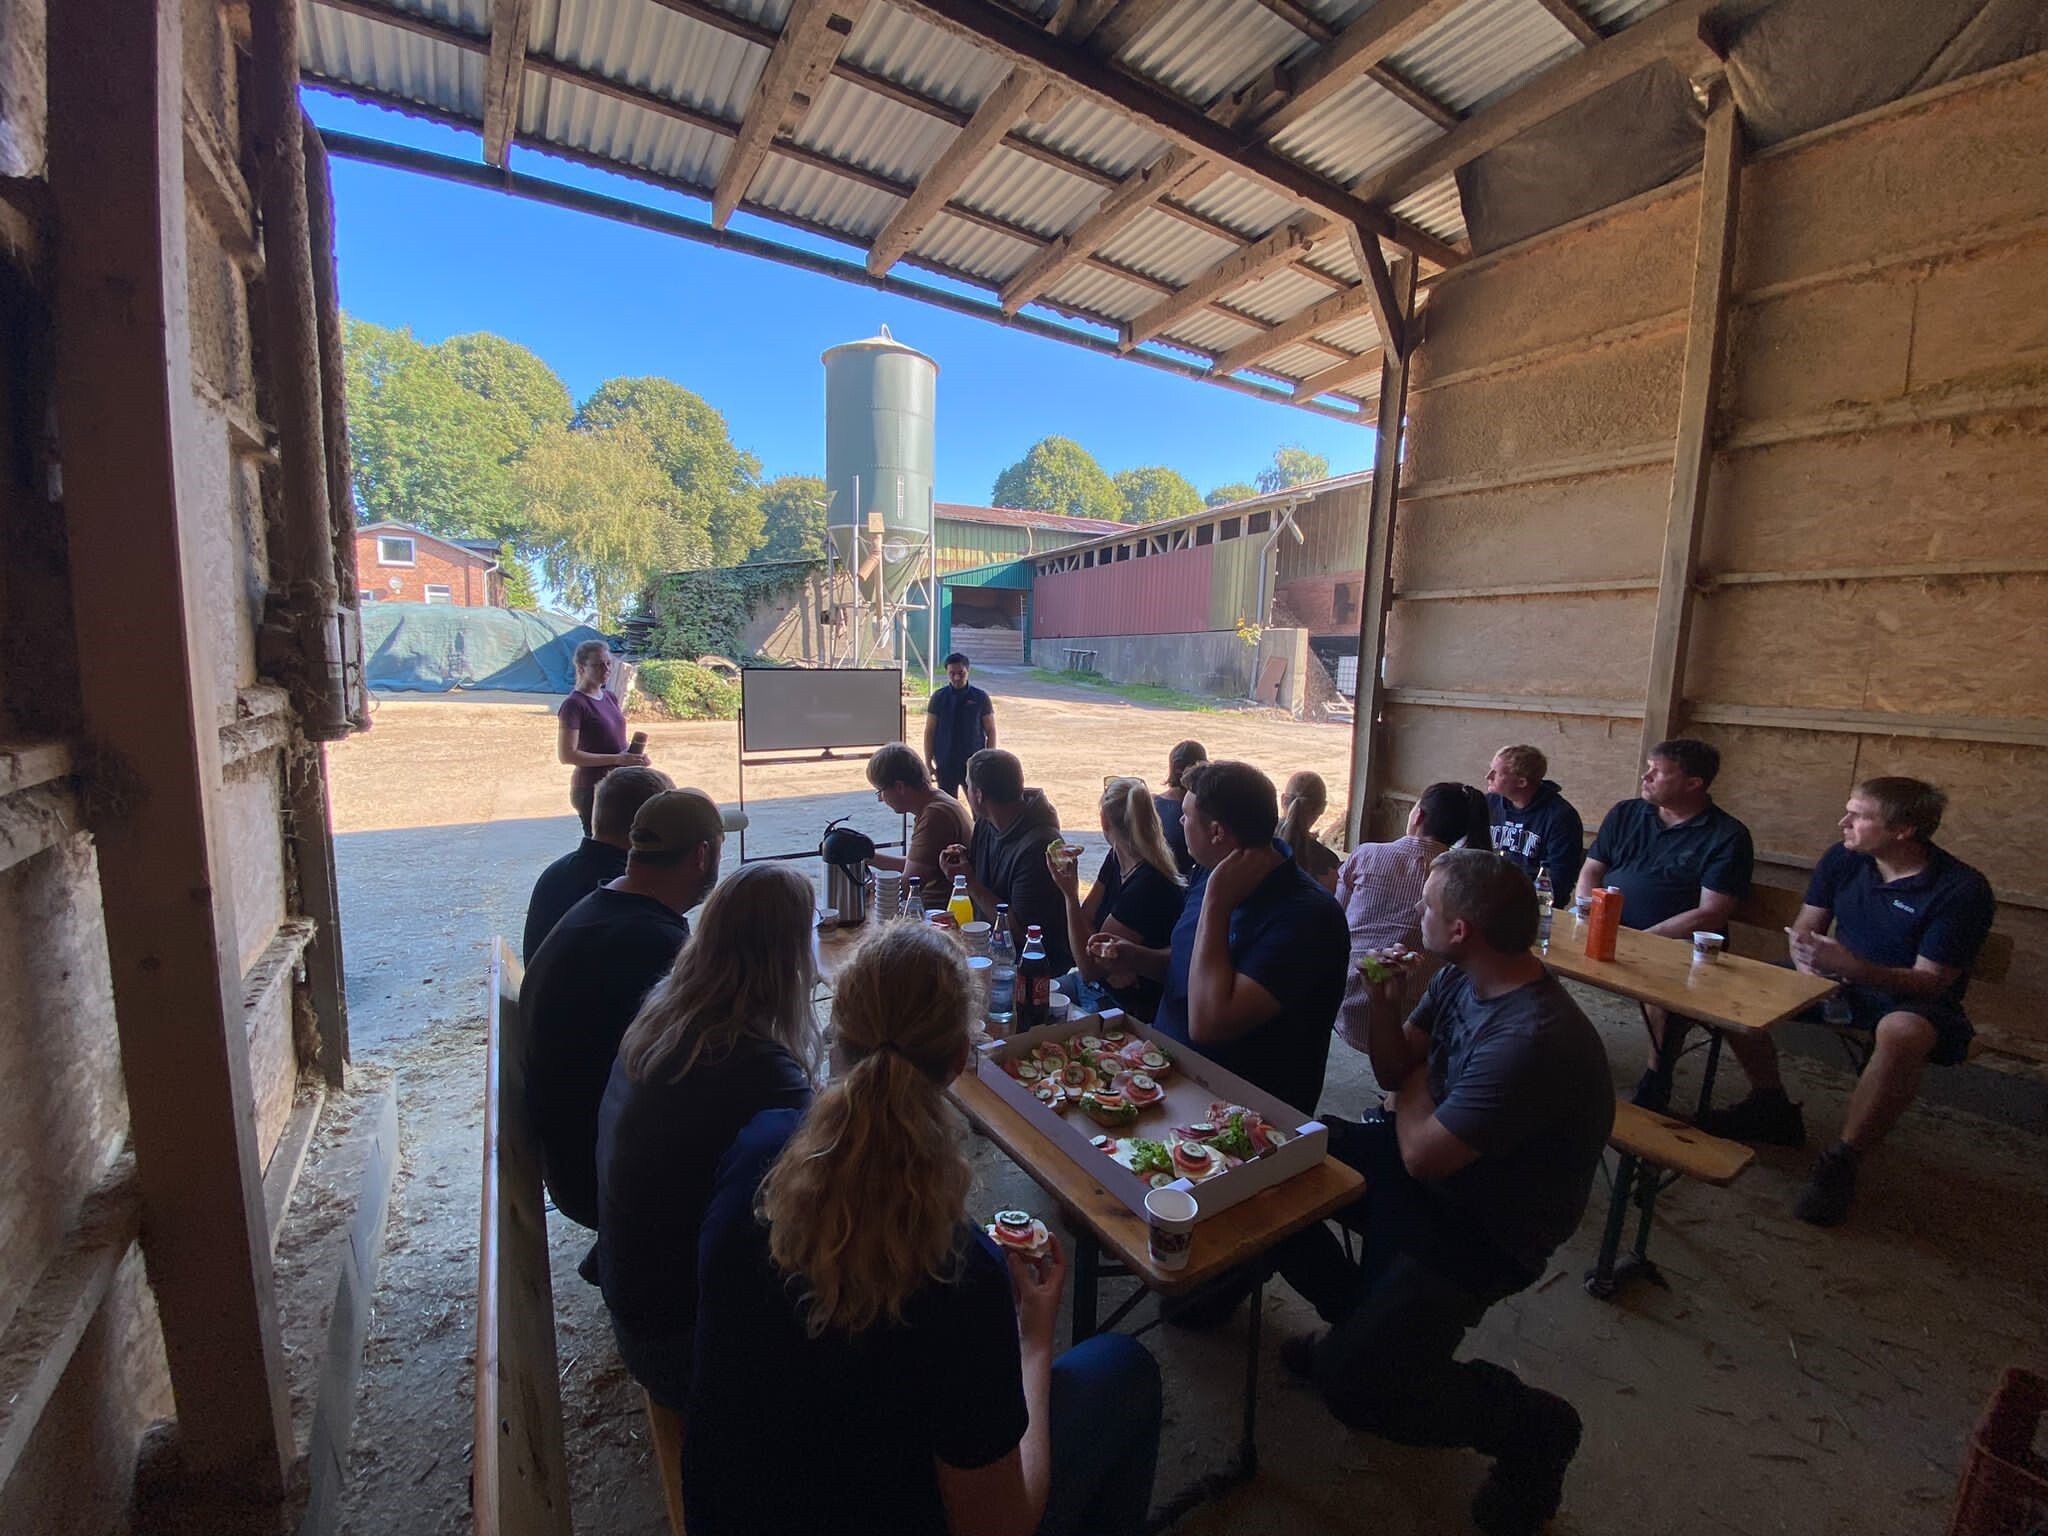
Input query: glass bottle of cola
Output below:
<box><xmin>1015</xmin><ymin>924</ymin><xmax>1051</xmax><ymax>1033</ymax></box>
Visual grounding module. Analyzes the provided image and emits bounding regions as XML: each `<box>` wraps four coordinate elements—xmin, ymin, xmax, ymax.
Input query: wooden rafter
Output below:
<box><xmin>868</xmin><ymin>65</ymin><xmax>1039</xmax><ymax>275</ymax></box>
<box><xmin>712</xmin><ymin>0</ymin><xmax>867</xmax><ymax>229</ymax></box>
<box><xmin>1530</xmin><ymin>0</ymin><xmax>1603</xmax><ymax>48</ymax></box>
<box><xmin>882</xmin><ymin>0</ymin><xmax>1460</xmax><ymax>267</ymax></box>
<box><xmin>1210</xmin><ymin>277</ymin><xmax>1374</xmax><ymax>376</ymax></box>
<box><xmin>481</xmin><ymin>0</ymin><xmax>534</xmax><ymax>167</ymax></box>
<box><xmin>1243</xmin><ymin>0</ymin><xmax>1463</xmax><ymax>128</ymax></box>
<box><xmin>1293</xmin><ymin>343</ymin><xmax>1385</xmax><ymax>403</ymax></box>
<box><xmin>1352</xmin><ymin>0</ymin><xmax>1722</xmax><ymax>208</ymax></box>
<box><xmin>1250</xmin><ymin>0</ymin><xmax>1464</xmax><ymax>143</ymax></box>
<box><xmin>1348</xmin><ymin>222</ymin><xmax>1405</xmax><ymax>358</ymax></box>
<box><xmin>1000</xmin><ymin>145</ymin><xmax>1203</xmax><ymax>312</ymax></box>
<box><xmin>1086</xmin><ymin>0</ymin><xmax>1179</xmax><ymax>56</ymax></box>
<box><xmin>1122</xmin><ymin>216</ymin><xmax>1327</xmax><ymax>352</ymax></box>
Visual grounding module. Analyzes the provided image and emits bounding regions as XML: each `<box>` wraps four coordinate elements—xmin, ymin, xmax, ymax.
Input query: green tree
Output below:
<box><xmin>518</xmin><ymin>423</ymin><xmax>699</xmax><ymax>627</ymax></box>
<box><xmin>990</xmin><ymin>436</ymin><xmax>1125</xmax><ymax>522</ymax></box>
<box><xmin>754</xmin><ymin>473</ymin><xmax>831</xmax><ymax>561</ymax></box>
<box><xmin>1205</xmin><ymin>482</ymin><xmax>1259</xmax><ymax>508</ymax></box>
<box><xmin>577</xmin><ymin>377</ymin><xmax>763</xmax><ymax>566</ymax></box>
<box><xmin>1112</xmin><ymin>466</ymin><xmax>1202</xmax><ymax>525</ymax></box>
<box><xmin>1255</xmin><ymin>445</ymin><xmax>1331</xmax><ymax>494</ymax></box>
<box><xmin>434</xmin><ymin>331</ymin><xmax>573</xmax><ymax>457</ymax></box>
<box><xmin>343</xmin><ymin>316</ymin><xmax>523</xmax><ymax>537</ymax></box>
<box><xmin>496</xmin><ymin>544</ymin><xmax>542</xmax><ymax>609</ymax></box>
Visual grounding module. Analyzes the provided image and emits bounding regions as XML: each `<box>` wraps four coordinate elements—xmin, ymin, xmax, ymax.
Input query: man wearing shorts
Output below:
<box><xmin>1695</xmin><ymin>777</ymin><xmax>1994</xmax><ymax>1227</ymax></box>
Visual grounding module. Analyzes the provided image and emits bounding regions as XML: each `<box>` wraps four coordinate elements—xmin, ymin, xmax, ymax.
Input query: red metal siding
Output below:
<box><xmin>1032</xmin><ymin>545</ymin><xmax>1216</xmax><ymax>638</ymax></box>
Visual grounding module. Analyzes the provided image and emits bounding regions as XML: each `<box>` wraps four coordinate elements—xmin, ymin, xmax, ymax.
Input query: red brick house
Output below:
<box><xmin>354</xmin><ymin>523</ymin><xmax>506</xmax><ymax>608</ymax></box>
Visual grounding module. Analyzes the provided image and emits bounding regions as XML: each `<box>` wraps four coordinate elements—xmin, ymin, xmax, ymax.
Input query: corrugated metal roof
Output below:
<box><xmin>1117</xmin><ymin>0</ymin><xmax>1304</xmax><ymax>106</ymax></box>
<box><xmin>954</xmin><ymin>146</ymin><xmax>1104</xmax><ymax>239</ymax></box>
<box><xmin>303</xmin><ymin>0</ymin><xmax>1713</xmax><ymax>416</ymax></box>
<box><xmin>938</xmin><ymin>503</ymin><xmax>1127</xmax><ymax>533</ymax></box>
<box><xmin>1268</xmin><ymin>73</ymin><xmax>1441</xmax><ymax>185</ymax></box>
<box><xmin>1388</xmin><ymin>0</ymin><xmax>1579</xmax><ymax>114</ymax></box>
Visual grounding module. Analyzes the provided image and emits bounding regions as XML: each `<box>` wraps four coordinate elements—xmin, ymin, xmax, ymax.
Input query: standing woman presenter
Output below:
<box><xmin>559</xmin><ymin>639</ymin><xmax>647</xmax><ymax>834</ymax></box>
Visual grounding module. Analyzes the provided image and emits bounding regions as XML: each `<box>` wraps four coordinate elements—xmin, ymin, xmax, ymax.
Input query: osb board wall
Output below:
<box><xmin>1382</xmin><ymin>55</ymin><xmax>2048</xmax><ymax>1060</ymax></box>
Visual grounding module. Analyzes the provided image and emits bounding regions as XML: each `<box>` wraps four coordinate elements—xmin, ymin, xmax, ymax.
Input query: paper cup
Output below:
<box><xmin>1691</xmin><ymin>931</ymin><xmax>1726</xmax><ymax>962</ymax></box>
<box><xmin>1047</xmin><ymin>989</ymin><xmax>1071</xmax><ymax>1023</ymax></box>
<box><xmin>1144</xmin><ymin>1186</ymin><xmax>1197</xmax><ymax>1270</ymax></box>
<box><xmin>960</xmin><ymin>920</ymin><xmax>993</xmax><ymax>956</ymax></box>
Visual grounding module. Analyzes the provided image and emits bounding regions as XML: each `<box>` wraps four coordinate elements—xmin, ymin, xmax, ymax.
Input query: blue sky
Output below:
<box><xmin>305</xmin><ymin>91</ymin><xmax>1376</xmax><ymax>505</ymax></box>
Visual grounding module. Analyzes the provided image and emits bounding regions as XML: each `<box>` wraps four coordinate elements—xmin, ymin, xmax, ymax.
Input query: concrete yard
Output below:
<box><xmin>326</xmin><ymin>674</ymin><xmax>2046</xmax><ymax>1536</ymax></box>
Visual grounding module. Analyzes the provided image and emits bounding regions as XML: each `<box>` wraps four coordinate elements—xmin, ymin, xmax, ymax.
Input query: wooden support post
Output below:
<box><xmin>1640</xmin><ymin>83</ymin><xmax>1740</xmax><ymax>756</ymax></box>
<box><xmin>1344</xmin><ymin>258</ymin><xmax>1417</xmax><ymax>848</ymax></box>
<box><xmin>46</xmin><ymin>0</ymin><xmax>293</xmax><ymax>1497</ymax></box>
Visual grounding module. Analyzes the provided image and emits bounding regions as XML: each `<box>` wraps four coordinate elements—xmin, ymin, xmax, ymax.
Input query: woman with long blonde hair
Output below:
<box><xmin>1280</xmin><ymin>770</ymin><xmax>1341</xmax><ymax>893</ymax></box>
<box><xmin>684</xmin><ymin>923</ymin><xmax>1162</xmax><ymax>1536</ymax></box>
<box><xmin>1048</xmin><ymin>776</ymin><xmax>1187</xmax><ymax>1021</ymax></box>
<box><xmin>592</xmin><ymin>861</ymin><xmax>821</xmax><ymax>1412</ymax></box>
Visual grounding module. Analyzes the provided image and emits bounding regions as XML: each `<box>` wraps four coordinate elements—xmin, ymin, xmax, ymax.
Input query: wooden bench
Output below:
<box><xmin>1728</xmin><ymin>884</ymin><xmax>2013</xmax><ymax>1067</ymax></box>
<box><xmin>476</xmin><ymin>939</ymin><xmax>574</xmax><ymax>1536</ymax></box>
<box><xmin>476</xmin><ymin>939</ymin><xmax>686</xmax><ymax>1535</ymax></box>
<box><xmin>1585</xmin><ymin>1100</ymin><xmax>1755</xmax><ymax>1300</ymax></box>
<box><xmin>1061</xmin><ymin>647</ymin><xmax>1098</xmax><ymax>674</ymax></box>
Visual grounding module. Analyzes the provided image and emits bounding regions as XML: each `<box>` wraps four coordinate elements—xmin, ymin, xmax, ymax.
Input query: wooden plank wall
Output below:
<box><xmin>1381</xmin><ymin>55</ymin><xmax>2048</xmax><ymax>1063</ymax></box>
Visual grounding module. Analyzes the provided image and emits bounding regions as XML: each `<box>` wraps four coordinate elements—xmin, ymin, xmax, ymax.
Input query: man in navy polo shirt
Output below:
<box><xmin>922</xmin><ymin>653</ymin><xmax>997</xmax><ymax>798</ymax></box>
<box><xmin>1696</xmin><ymin>777</ymin><xmax>1994</xmax><ymax>1227</ymax></box>
<box><xmin>1576</xmin><ymin>738</ymin><xmax>1754</xmax><ymax>1106</ymax></box>
<box><xmin>1101</xmin><ymin>759</ymin><xmax>1347</xmax><ymax>1117</ymax></box>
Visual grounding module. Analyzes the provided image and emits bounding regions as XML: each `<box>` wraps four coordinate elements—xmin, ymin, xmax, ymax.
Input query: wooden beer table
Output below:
<box><xmin>950</xmin><ymin>1070</ymin><xmax>1363</xmax><ymax>1530</ymax></box>
<box><xmin>1543</xmin><ymin>912</ymin><xmax>1834</xmax><ymax>1294</ymax></box>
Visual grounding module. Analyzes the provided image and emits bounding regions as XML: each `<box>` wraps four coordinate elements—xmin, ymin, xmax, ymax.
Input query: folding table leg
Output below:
<box><xmin>1584</xmin><ymin>1152</ymin><xmax>1638</xmax><ymax>1299</ymax></box>
<box><xmin>1239</xmin><ymin>1276</ymin><xmax>1263</xmax><ymax>1476</ymax></box>
<box><xmin>1695</xmin><ymin>1028</ymin><xmax>1725</xmax><ymax>1119</ymax></box>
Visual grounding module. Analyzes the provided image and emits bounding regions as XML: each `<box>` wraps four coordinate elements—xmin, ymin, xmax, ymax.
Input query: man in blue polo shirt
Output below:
<box><xmin>1576</xmin><ymin>737</ymin><xmax>1753</xmax><ymax>1106</ymax></box>
<box><xmin>1100</xmin><ymin>759</ymin><xmax>1347</xmax><ymax>1117</ymax></box>
<box><xmin>922</xmin><ymin>653</ymin><xmax>996</xmax><ymax>798</ymax></box>
<box><xmin>1696</xmin><ymin>777</ymin><xmax>1994</xmax><ymax>1226</ymax></box>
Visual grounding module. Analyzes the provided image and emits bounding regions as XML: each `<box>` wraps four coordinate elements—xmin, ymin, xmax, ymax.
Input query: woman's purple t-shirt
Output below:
<box><xmin>560</xmin><ymin>689</ymin><xmax>627</xmax><ymax>788</ymax></box>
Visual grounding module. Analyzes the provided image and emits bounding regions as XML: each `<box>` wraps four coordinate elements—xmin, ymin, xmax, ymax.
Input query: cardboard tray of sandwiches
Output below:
<box><xmin>976</xmin><ymin>1009</ymin><xmax>1328</xmax><ymax>1224</ymax></box>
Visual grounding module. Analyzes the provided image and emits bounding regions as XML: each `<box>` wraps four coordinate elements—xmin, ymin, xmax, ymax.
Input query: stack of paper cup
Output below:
<box><xmin>873</xmin><ymin>870</ymin><xmax>903</xmax><ymax>921</ymax></box>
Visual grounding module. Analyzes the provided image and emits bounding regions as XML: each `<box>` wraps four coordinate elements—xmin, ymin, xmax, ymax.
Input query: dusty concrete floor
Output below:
<box><xmin>325</xmin><ymin>672</ymin><xmax>2046</xmax><ymax>1536</ymax></box>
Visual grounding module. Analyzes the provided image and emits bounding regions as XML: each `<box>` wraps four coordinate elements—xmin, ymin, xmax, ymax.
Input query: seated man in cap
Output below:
<box><xmin>521</xmin><ymin>788</ymin><xmax>727</xmax><ymax>1230</ymax></box>
<box><xmin>522</xmin><ymin>765</ymin><xmax>674</xmax><ymax>962</ymax></box>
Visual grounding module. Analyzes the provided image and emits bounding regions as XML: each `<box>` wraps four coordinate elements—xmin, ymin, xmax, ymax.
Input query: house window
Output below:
<box><xmin>1195</xmin><ymin>524</ymin><xmax>1214</xmax><ymax>547</ymax></box>
<box><xmin>1334</xmin><ymin>582</ymin><xmax>1358</xmax><ymax>623</ymax></box>
<box><xmin>1248</xmin><ymin>510</ymin><xmax>1271</xmax><ymax>534</ymax></box>
<box><xmin>377</xmin><ymin>535</ymin><xmax>416</xmax><ymax>566</ymax></box>
<box><xmin>424</xmin><ymin>584</ymin><xmax>453</xmax><ymax>604</ymax></box>
<box><xmin>1219</xmin><ymin>518</ymin><xmax>1242</xmax><ymax>541</ymax></box>
<box><xmin>358</xmin><ymin>589</ymin><xmax>381</xmax><ymax>604</ymax></box>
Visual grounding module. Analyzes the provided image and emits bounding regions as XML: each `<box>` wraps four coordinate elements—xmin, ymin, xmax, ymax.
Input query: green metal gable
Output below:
<box><xmin>936</xmin><ymin>557</ymin><xmax>1036</xmax><ymax>658</ymax></box>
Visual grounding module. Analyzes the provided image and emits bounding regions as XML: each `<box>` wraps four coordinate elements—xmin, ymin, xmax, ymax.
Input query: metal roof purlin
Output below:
<box><xmin>874</xmin><ymin>0</ymin><xmax>1464</xmax><ymax>267</ymax></box>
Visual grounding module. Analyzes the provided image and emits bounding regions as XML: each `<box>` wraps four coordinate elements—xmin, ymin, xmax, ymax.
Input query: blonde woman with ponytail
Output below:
<box><xmin>684</xmin><ymin>923</ymin><xmax>1162</xmax><ymax>1536</ymax></box>
<box><xmin>1047</xmin><ymin>777</ymin><xmax>1188</xmax><ymax>1022</ymax></box>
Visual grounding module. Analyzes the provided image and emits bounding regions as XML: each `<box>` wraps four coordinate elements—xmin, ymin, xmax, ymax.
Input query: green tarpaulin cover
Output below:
<box><xmin>363</xmin><ymin>603</ymin><xmax>609</xmax><ymax>693</ymax></box>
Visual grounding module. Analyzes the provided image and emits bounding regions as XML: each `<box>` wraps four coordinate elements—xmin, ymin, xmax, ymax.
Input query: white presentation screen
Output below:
<box><xmin>741</xmin><ymin>666</ymin><xmax>906</xmax><ymax>754</ymax></box>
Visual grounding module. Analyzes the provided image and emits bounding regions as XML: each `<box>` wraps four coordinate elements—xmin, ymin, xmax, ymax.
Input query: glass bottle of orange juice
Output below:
<box><xmin>947</xmin><ymin>875</ymin><xmax>976</xmax><ymax>930</ymax></box>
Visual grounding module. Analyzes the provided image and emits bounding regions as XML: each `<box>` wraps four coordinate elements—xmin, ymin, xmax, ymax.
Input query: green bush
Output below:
<box><xmin>635</xmin><ymin>659</ymin><xmax>740</xmax><ymax>721</ymax></box>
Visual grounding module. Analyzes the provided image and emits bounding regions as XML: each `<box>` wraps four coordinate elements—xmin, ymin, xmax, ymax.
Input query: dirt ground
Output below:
<box><xmin>323</xmin><ymin>669</ymin><xmax>2046</xmax><ymax>1536</ymax></box>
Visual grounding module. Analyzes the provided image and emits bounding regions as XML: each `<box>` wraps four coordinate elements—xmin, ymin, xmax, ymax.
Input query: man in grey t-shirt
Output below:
<box><xmin>1273</xmin><ymin>849</ymin><xmax>1612</xmax><ymax>1536</ymax></box>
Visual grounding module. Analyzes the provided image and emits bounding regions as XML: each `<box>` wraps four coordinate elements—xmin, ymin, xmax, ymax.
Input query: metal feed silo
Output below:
<box><xmin>822</xmin><ymin>326</ymin><xmax>938</xmax><ymax>665</ymax></box>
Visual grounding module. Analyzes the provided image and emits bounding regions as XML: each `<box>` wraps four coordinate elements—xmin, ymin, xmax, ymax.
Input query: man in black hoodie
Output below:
<box><xmin>1485</xmin><ymin>745</ymin><xmax>1584</xmax><ymax>897</ymax></box>
<box><xmin>939</xmin><ymin>748</ymin><xmax>1071</xmax><ymax>971</ymax></box>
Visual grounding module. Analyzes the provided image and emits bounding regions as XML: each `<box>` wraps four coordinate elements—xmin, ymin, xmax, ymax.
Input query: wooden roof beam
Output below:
<box><xmin>868</xmin><ymin>65</ymin><xmax>1039</xmax><ymax>274</ymax></box>
<box><xmin>1242</xmin><ymin>0</ymin><xmax>1463</xmax><ymax>129</ymax></box>
<box><xmin>1122</xmin><ymin>216</ymin><xmax>1328</xmax><ymax>352</ymax></box>
<box><xmin>1209</xmin><ymin>275</ymin><xmax>1376</xmax><ymax>376</ymax></box>
<box><xmin>1085</xmin><ymin>0</ymin><xmax>1179</xmax><ymax>56</ymax></box>
<box><xmin>711</xmin><ymin>0</ymin><xmax>868</xmax><ymax>229</ymax></box>
<box><xmin>1530</xmin><ymin>0</ymin><xmax>1604</xmax><ymax>48</ymax></box>
<box><xmin>1292</xmin><ymin>343</ymin><xmax>1385</xmax><ymax>403</ymax></box>
<box><xmin>1000</xmin><ymin>144</ymin><xmax>1204</xmax><ymax>312</ymax></box>
<box><xmin>481</xmin><ymin>0</ymin><xmax>534</xmax><ymax>167</ymax></box>
<box><xmin>1352</xmin><ymin>0</ymin><xmax>1722</xmax><ymax>209</ymax></box>
<box><xmin>881</xmin><ymin>0</ymin><xmax>1460</xmax><ymax>267</ymax></box>
<box><xmin>1249</xmin><ymin>0</ymin><xmax>1463</xmax><ymax>143</ymax></box>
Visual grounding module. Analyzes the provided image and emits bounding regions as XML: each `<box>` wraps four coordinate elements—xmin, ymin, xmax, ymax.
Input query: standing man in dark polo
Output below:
<box><xmin>923</xmin><ymin>652</ymin><xmax>996</xmax><ymax>799</ymax></box>
<box><xmin>1695</xmin><ymin>777</ymin><xmax>1994</xmax><ymax>1226</ymax></box>
<box><xmin>1575</xmin><ymin>738</ymin><xmax>1753</xmax><ymax>1106</ymax></box>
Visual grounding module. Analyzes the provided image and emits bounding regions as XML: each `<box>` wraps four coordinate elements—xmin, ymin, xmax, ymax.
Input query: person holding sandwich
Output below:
<box><xmin>684</xmin><ymin>922</ymin><xmax>1162</xmax><ymax>1536</ymax></box>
